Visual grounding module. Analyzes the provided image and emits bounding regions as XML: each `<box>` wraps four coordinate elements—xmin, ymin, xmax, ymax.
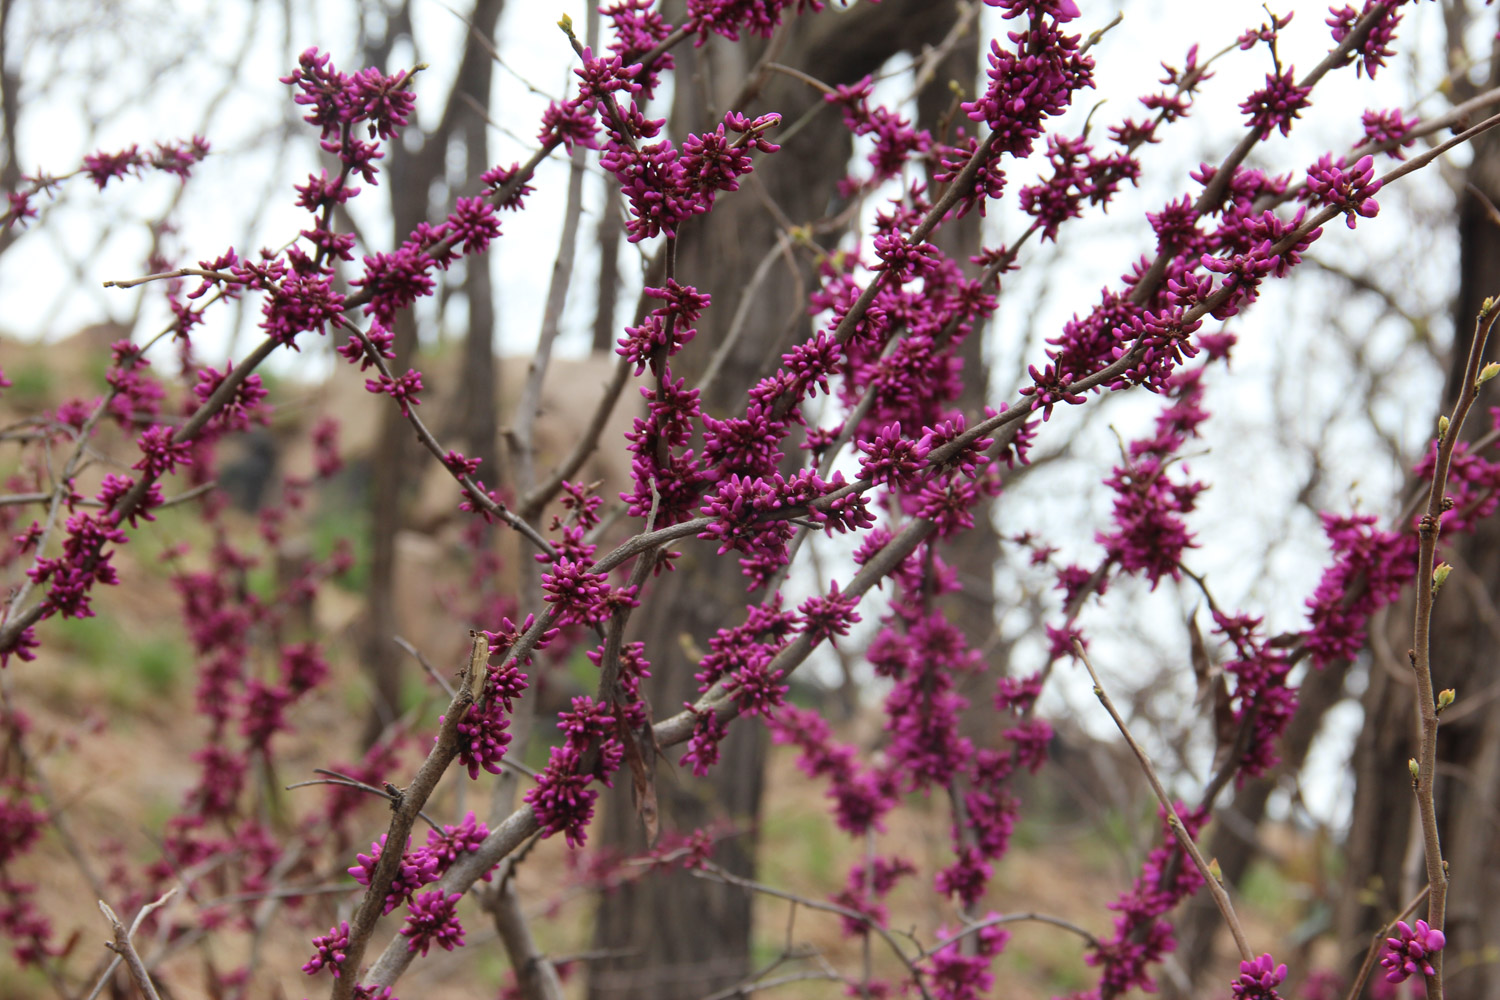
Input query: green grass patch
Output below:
<box><xmin>1239</xmin><ymin>858</ymin><xmax>1297</xmax><ymax>921</ymax></box>
<box><xmin>129</xmin><ymin>635</ymin><xmax>187</xmax><ymax>695</ymax></box>
<box><xmin>312</xmin><ymin>503</ymin><xmax>368</xmax><ymax>593</ymax></box>
<box><xmin>5</xmin><ymin>360</ymin><xmax>54</xmax><ymax>409</ymax></box>
<box><xmin>1007</xmin><ymin>933</ymin><xmax>1092</xmax><ymax>994</ymax></box>
<box><xmin>762</xmin><ymin>809</ymin><xmax>838</xmax><ymax>887</ymax></box>
<box><xmin>49</xmin><ymin>613</ymin><xmax>189</xmax><ymax>705</ymax></box>
<box><xmin>49</xmin><ymin>613</ymin><xmax>121</xmax><ymax>666</ymax></box>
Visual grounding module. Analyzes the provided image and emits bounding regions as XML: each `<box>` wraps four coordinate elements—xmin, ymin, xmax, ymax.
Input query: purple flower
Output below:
<box><xmin>541</xmin><ymin>558</ymin><xmax>634</xmax><ymax>626</ymax></box>
<box><xmin>95</xmin><ymin>473</ymin><xmax>162</xmax><ymax>529</ymax></box>
<box><xmin>419</xmin><ymin>812</ymin><xmax>490</xmax><ymax>876</ymax></box>
<box><xmin>1327</xmin><ymin>2</ymin><xmax>1402</xmax><ymax>79</ymax></box>
<box><xmin>82</xmin><ymin>147</ymin><xmax>140</xmax><ymax>189</ymax></box>
<box><xmin>858</xmin><ymin>422</ymin><xmax>925</xmax><ymax>489</ymax></box>
<box><xmin>1381</xmin><ymin>919</ymin><xmax>1446</xmax><ymax>984</ymax></box>
<box><xmin>872</xmin><ymin>231</ymin><xmax>941</xmax><ymax>282</ymax></box>
<box><xmin>798</xmin><ymin>582</ymin><xmax>861</xmax><ymax>642</ymax></box>
<box><xmin>446</xmin><ymin>196</ymin><xmax>501</xmax><ymax>256</ymax></box>
<box><xmin>240</xmin><ymin>679</ymin><xmax>291</xmax><ymax>749</ymax></box>
<box><xmin>539</xmin><ymin>98</ymin><xmax>600</xmax><ymax>152</ymax></box>
<box><xmin>6</xmin><ymin>190</ymin><xmax>36</xmax><ymax>228</ymax></box>
<box><xmin>261</xmin><ymin>270</ymin><xmax>346</xmax><ymax>345</ymax></box>
<box><xmin>302</xmin><ymin>921</ymin><xmax>350</xmax><ymax>977</ymax></box>
<box><xmin>280</xmin><ymin>48</ymin><xmax>352</xmax><ymax>137</ymax></box>
<box><xmin>445</xmin><ymin>695</ymin><xmax>512</xmax><ymax>779</ymax></box>
<box><xmin>349</xmin><ymin>835</ymin><xmax>441</xmax><ymax>914</ymax></box>
<box><xmin>962</xmin><ymin>26</ymin><xmax>1095</xmax><ymax>158</ymax></box>
<box><xmin>685</xmin><ymin>0</ymin><xmax>818</xmax><ymax>43</ymax></box>
<box><xmin>479</xmin><ymin>161</ymin><xmax>535</xmax><ymax>210</ymax></box>
<box><xmin>680</xmin><ymin>706</ymin><xmax>728</xmax><ymax>777</ymax></box>
<box><xmin>364</xmin><ymin>368</ymin><xmax>424</xmax><ymax>417</ymax></box>
<box><xmin>922</xmin><ymin>915</ymin><xmax>1010</xmax><ymax>1000</ymax></box>
<box><xmin>295</xmin><ymin>169</ymin><xmax>358</xmax><ymax>209</ymax></box>
<box><xmin>193</xmin><ymin>364</ymin><xmax>269</xmax><ymax>431</ymax></box>
<box><xmin>1361</xmin><ymin>107</ymin><xmax>1417</xmax><ymax>158</ymax></box>
<box><xmin>132</xmin><ymin>425</ymin><xmax>193</xmax><ymax>479</ymax></box>
<box><xmin>1303</xmin><ymin>513</ymin><xmax>1412</xmax><ymax>667</ymax></box>
<box><xmin>1240</xmin><ymin>69</ymin><xmax>1312</xmax><ymax>139</ymax></box>
<box><xmin>353</xmin><ymin>247</ymin><xmax>436</xmax><ymax>324</ymax></box>
<box><xmin>1232</xmin><ymin>953</ymin><xmax>1288</xmax><ymax>1000</ymax></box>
<box><xmin>1302</xmin><ymin>153</ymin><xmax>1382</xmax><ymax>229</ymax></box>
<box><xmin>349</xmin><ymin>65</ymin><xmax>418</xmax><ymax>139</ymax></box>
<box><xmin>400</xmin><ymin>890</ymin><xmax>466</xmax><ymax>956</ymax></box>
<box><xmin>934</xmin><ymin>847</ymin><xmax>991</xmax><ymax>907</ymax></box>
<box><xmin>525</xmin><ymin>744</ymin><xmax>599</xmax><ymax>848</ymax></box>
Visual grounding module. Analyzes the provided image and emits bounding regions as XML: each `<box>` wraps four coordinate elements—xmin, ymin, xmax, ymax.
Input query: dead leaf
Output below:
<box><xmin>619</xmin><ymin>712</ymin><xmax>659</xmax><ymax>848</ymax></box>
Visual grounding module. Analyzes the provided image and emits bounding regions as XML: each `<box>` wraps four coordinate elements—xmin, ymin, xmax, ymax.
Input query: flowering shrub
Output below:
<box><xmin>0</xmin><ymin>1</ymin><xmax>1487</xmax><ymax>999</ymax></box>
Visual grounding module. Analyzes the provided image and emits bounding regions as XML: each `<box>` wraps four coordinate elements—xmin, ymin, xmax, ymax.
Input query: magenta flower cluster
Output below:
<box><xmin>1381</xmin><ymin>919</ymin><xmax>1446</xmax><ymax>984</ymax></box>
<box><xmin>348</xmin><ymin>835</ymin><xmax>441</xmax><ymax>915</ymax></box>
<box><xmin>524</xmin><ymin>695</ymin><xmax>623</xmax><ymax>848</ymax></box>
<box><xmin>1083</xmin><ymin>803</ymin><xmax>1209</xmax><ymax>995</ymax></box>
<box><xmin>1232</xmin><ymin>953</ymin><xmax>1289</xmax><ymax>1000</ymax></box>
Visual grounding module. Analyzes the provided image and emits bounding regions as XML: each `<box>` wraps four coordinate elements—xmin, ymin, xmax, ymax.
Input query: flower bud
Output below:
<box><xmin>1478</xmin><ymin>362</ymin><xmax>1500</xmax><ymax>387</ymax></box>
<box><xmin>1409</xmin><ymin>758</ymin><xmax>1420</xmax><ymax>782</ymax></box>
<box><xmin>1438</xmin><ymin>415</ymin><xmax>1450</xmax><ymax>439</ymax></box>
<box><xmin>1437</xmin><ymin>688</ymin><xmax>1456</xmax><ymax>713</ymax></box>
<box><xmin>1432</xmin><ymin>562</ymin><xmax>1452</xmax><ymax>594</ymax></box>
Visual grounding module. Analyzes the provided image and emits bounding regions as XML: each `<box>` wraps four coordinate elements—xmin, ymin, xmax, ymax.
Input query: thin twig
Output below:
<box><xmin>285</xmin><ymin>770</ymin><xmax>442</xmax><ymax>832</ymax></box>
<box><xmin>1404</xmin><ymin>299</ymin><xmax>1499</xmax><ymax>998</ymax></box>
<box><xmin>94</xmin><ymin>890</ymin><xmax>177</xmax><ymax>1000</ymax></box>
<box><xmin>330</xmin><ymin>632</ymin><xmax>490</xmax><ymax>1000</ymax></box>
<box><xmin>922</xmin><ymin>911</ymin><xmax>1101</xmax><ymax>955</ymax></box>
<box><xmin>688</xmin><ymin>863</ymin><xmax>934</xmax><ymax>1000</ymax></box>
<box><xmin>393</xmin><ymin>635</ymin><xmax>457</xmax><ymax>698</ymax></box>
<box><xmin>1073</xmin><ymin>640</ymin><xmax>1253</xmax><ymax>962</ymax></box>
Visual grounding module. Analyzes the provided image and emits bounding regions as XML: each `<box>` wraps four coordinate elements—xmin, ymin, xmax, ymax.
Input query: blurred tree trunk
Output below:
<box><xmin>1339</xmin><ymin>12</ymin><xmax>1500</xmax><ymax>995</ymax></box>
<box><xmin>457</xmin><ymin>68</ymin><xmax>501</xmax><ymax>481</ymax></box>
<box><xmin>592</xmin><ymin>179</ymin><xmax>623</xmax><ymax>355</ymax></box>
<box><xmin>0</xmin><ymin>0</ymin><xmax>22</xmax><ymax>259</ymax></box>
<box><xmin>359</xmin><ymin>0</ymin><xmax>506</xmax><ymax>745</ymax></box>
<box><xmin>587</xmin><ymin>5</ymin><xmax>973</xmax><ymax>998</ymax></box>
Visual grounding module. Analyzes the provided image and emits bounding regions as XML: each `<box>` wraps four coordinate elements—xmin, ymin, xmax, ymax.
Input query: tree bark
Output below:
<box><xmin>587</xmin><ymin>5</ymin><xmax>969</xmax><ymax>998</ymax></box>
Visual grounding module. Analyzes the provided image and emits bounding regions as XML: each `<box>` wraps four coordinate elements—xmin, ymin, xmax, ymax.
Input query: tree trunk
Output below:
<box><xmin>359</xmin><ymin>0</ymin><xmax>506</xmax><ymax>746</ymax></box>
<box><xmin>587</xmin><ymin>5</ymin><xmax>969</xmax><ymax>998</ymax></box>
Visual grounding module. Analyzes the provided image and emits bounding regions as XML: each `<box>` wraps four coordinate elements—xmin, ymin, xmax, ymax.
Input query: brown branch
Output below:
<box><xmin>94</xmin><ymin>891</ymin><xmax>176</xmax><ymax>1000</ymax></box>
<box><xmin>330</xmin><ymin>632</ymin><xmax>489</xmax><ymax>1000</ymax></box>
<box><xmin>1404</xmin><ymin>298</ymin><xmax>1500</xmax><ymax>999</ymax></box>
<box><xmin>481</xmin><ymin>877</ymin><xmax>565</xmax><ymax>1000</ymax></box>
<box><xmin>1073</xmin><ymin>640</ymin><xmax>1253</xmax><ymax>962</ymax></box>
